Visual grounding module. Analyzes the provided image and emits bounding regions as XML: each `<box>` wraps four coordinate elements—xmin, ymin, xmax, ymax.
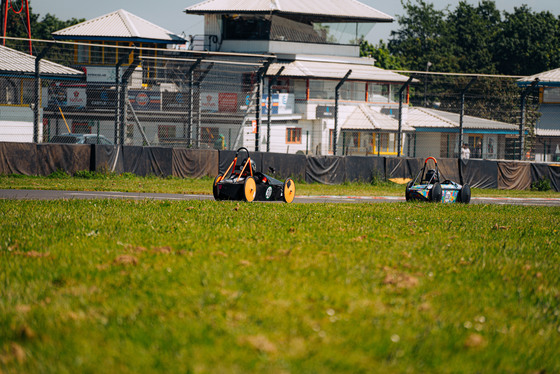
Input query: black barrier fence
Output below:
<box><xmin>1</xmin><ymin>142</ymin><xmax>559</xmax><ymax>192</ymax></box>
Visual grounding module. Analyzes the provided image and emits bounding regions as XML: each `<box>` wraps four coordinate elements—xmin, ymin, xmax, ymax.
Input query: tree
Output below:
<box><xmin>388</xmin><ymin>0</ymin><xmax>453</xmax><ymax>72</ymax></box>
<box><xmin>495</xmin><ymin>6</ymin><xmax>560</xmax><ymax>75</ymax></box>
<box><xmin>446</xmin><ymin>1</ymin><xmax>501</xmax><ymax>74</ymax></box>
<box><xmin>33</xmin><ymin>13</ymin><xmax>85</xmax><ymax>41</ymax></box>
<box><xmin>360</xmin><ymin>40</ymin><xmax>405</xmax><ymax>70</ymax></box>
<box><xmin>2</xmin><ymin>1</ymin><xmax>83</xmax><ymax>54</ymax></box>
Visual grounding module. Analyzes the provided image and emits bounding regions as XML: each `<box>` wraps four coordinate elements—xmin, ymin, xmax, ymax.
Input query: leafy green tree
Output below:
<box><xmin>388</xmin><ymin>0</ymin><xmax>453</xmax><ymax>72</ymax></box>
<box><xmin>495</xmin><ymin>6</ymin><xmax>560</xmax><ymax>75</ymax></box>
<box><xmin>33</xmin><ymin>13</ymin><xmax>85</xmax><ymax>41</ymax></box>
<box><xmin>360</xmin><ymin>40</ymin><xmax>405</xmax><ymax>70</ymax></box>
<box><xmin>446</xmin><ymin>1</ymin><xmax>501</xmax><ymax>74</ymax></box>
<box><xmin>2</xmin><ymin>1</ymin><xmax>83</xmax><ymax>55</ymax></box>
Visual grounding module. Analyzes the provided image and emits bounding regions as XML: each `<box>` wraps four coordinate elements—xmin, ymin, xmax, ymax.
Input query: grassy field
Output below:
<box><xmin>1</xmin><ymin>172</ymin><xmax>559</xmax><ymax>198</ymax></box>
<box><xmin>1</xmin><ymin>197</ymin><xmax>559</xmax><ymax>373</ymax></box>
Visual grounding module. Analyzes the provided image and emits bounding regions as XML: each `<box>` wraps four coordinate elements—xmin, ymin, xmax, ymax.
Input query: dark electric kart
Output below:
<box><xmin>405</xmin><ymin>157</ymin><xmax>471</xmax><ymax>203</ymax></box>
<box><xmin>213</xmin><ymin>147</ymin><xmax>296</xmax><ymax>203</ymax></box>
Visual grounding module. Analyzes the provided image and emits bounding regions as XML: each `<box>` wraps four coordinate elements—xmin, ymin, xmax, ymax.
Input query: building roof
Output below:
<box><xmin>52</xmin><ymin>9</ymin><xmax>185</xmax><ymax>44</ymax></box>
<box><xmin>407</xmin><ymin>107</ymin><xmax>518</xmax><ymax>132</ymax></box>
<box><xmin>267</xmin><ymin>55</ymin><xmax>413</xmax><ymax>83</ymax></box>
<box><xmin>0</xmin><ymin>45</ymin><xmax>83</xmax><ymax>79</ymax></box>
<box><xmin>343</xmin><ymin>104</ymin><xmax>413</xmax><ymax>132</ymax></box>
<box><xmin>185</xmin><ymin>0</ymin><xmax>393</xmax><ymax>23</ymax></box>
<box><xmin>519</xmin><ymin>67</ymin><xmax>560</xmax><ymax>87</ymax></box>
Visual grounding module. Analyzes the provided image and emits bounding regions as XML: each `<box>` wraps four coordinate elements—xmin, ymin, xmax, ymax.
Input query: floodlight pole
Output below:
<box><xmin>114</xmin><ymin>55</ymin><xmax>128</xmax><ymax>144</ymax></box>
<box><xmin>266</xmin><ymin>66</ymin><xmax>285</xmax><ymax>152</ymax></box>
<box><xmin>334</xmin><ymin>69</ymin><xmax>352</xmax><ymax>156</ymax></box>
<box><xmin>254</xmin><ymin>58</ymin><xmax>273</xmax><ymax>152</ymax></box>
<box><xmin>194</xmin><ymin>62</ymin><xmax>214</xmax><ymax>148</ymax></box>
<box><xmin>459</xmin><ymin>77</ymin><xmax>477</xmax><ymax>159</ymax></box>
<box><xmin>119</xmin><ymin>56</ymin><xmax>141</xmax><ymax>145</ymax></box>
<box><xmin>397</xmin><ymin>77</ymin><xmax>414</xmax><ymax>157</ymax></box>
<box><xmin>187</xmin><ymin>58</ymin><xmax>202</xmax><ymax>147</ymax></box>
<box><xmin>520</xmin><ymin>78</ymin><xmax>539</xmax><ymax>160</ymax></box>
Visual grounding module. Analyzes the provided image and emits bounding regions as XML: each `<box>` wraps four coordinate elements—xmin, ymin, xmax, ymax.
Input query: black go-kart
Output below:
<box><xmin>213</xmin><ymin>147</ymin><xmax>296</xmax><ymax>203</ymax></box>
<box><xmin>405</xmin><ymin>157</ymin><xmax>471</xmax><ymax>203</ymax></box>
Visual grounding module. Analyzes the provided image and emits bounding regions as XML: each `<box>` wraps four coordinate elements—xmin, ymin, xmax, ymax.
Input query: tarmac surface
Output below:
<box><xmin>1</xmin><ymin>189</ymin><xmax>560</xmax><ymax>206</ymax></box>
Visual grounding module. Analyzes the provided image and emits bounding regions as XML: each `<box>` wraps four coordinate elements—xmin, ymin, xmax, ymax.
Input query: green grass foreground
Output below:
<box><xmin>1</xmin><ymin>199</ymin><xmax>559</xmax><ymax>373</ymax></box>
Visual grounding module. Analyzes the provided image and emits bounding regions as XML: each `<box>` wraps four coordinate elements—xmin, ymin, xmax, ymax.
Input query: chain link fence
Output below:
<box><xmin>2</xmin><ymin>38</ymin><xmax>558</xmax><ymax>162</ymax></box>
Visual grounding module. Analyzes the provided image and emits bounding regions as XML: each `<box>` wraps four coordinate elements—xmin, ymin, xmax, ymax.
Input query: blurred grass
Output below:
<box><xmin>1</xmin><ymin>199</ymin><xmax>559</xmax><ymax>373</ymax></box>
<box><xmin>1</xmin><ymin>172</ymin><xmax>559</xmax><ymax>198</ymax></box>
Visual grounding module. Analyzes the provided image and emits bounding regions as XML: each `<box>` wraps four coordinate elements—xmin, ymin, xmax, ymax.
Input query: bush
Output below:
<box><xmin>370</xmin><ymin>169</ymin><xmax>386</xmax><ymax>186</ymax></box>
<box><xmin>47</xmin><ymin>169</ymin><xmax>70</xmax><ymax>179</ymax></box>
<box><xmin>531</xmin><ymin>176</ymin><xmax>552</xmax><ymax>191</ymax></box>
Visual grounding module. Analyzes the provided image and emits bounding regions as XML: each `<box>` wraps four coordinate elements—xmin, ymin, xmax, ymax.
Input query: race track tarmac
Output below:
<box><xmin>1</xmin><ymin>189</ymin><xmax>560</xmax><ymax>207</ymax></box>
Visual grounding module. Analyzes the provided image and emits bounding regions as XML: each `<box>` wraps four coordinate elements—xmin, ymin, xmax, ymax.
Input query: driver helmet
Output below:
<box><xmin>425</xmin><ymin>169</ymin><xmax>439</xmax><ymax>183</ymax></box>
<box><xmin>250</xmin><ymin>159</ymin><xmax>257</xmax><ymax>173</ymax></box>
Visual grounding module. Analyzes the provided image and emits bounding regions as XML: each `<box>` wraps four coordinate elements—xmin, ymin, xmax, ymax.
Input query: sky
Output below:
<box><xmin>31</xmin><ymin>0</ymin><xmax>560</xmax><ymax>44</ymax></box>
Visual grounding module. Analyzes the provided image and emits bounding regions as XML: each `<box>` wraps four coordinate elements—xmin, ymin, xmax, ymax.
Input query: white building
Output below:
<box><xmin>519</xmin><ymin>68</ymin><xmax>560</xmax><ymax>162</ymax></box>
<box><xmin>0</xmin><ymin>45</ymin><xmax>83</xmax><ymax>143</ymax></box>
<box><xmin>185</xmin><ymin>0</ymin><xmax>415</xmax><ymax>156</ymax></box>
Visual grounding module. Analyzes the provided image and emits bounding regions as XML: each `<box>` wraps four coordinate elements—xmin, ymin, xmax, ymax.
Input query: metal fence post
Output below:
<box><xmin>398</xmin><ymin>77</ymin><xmax>413</xmax><ymax>157</ymax></box>
<box><xmin>33</xmin><ymin>46</ymin><xmax>51</xmax><ymax>143</ymax></box>
<box><xmin>119</xmin><ymin>57</ymin><xmax>141</xmax><ymax>145</ymax></box>
<box><xmin>459</xmin><ymin>77</ymin><xmax>477</xmax><ymax>159</ymax></box>
<box><xmin>334</xmin><ymin>70</ymin><xmax>352</xmax><ymax>156</ymax></box>
<box><xmin>267</xmin><ymin>66</ymin><xmax>285</xmax><ymax>152</ymax></box>
<box><xmin>520</xmin><ymin>78</ymin><xmax>539</xmax><ymax>160</ymax></box>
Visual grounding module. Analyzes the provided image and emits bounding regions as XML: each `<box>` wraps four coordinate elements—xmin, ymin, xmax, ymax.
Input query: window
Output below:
<box><xmin>286</xmin><ymin>128</ymin><xmax>302</xmax><ymax>144</ymax></box>
<box><xmin>223</xmin><ymin>15</ymin><xmax>271</xmax><ymax>40</ymax></box>
<box><xmin>90</xmin><ymin>43</ymin><xmax>103</xmax><ymax>65</ymax></box>
<box><xmin>293</xmin><ymin>79</ymin><xmax>307</xmax><ymax>101</ymax></box>
<box><xmin>340</xmin><ymin>81</ymin><xmax>365</xmax><ymax>101</ymax></box>
<box><xmin>118</xmin><ymin>42</ymin><xmax>132</xmax><ymax>64</ymax></box>
<box><xmin>368</xmin><ymin>83</ymin><xmax>390</xmax><ymax>102</ymax></box>
<box><xmin>372</xmin><ymin>132</ymin><xmax>399</xmax><ymax>155</ymax></box>
<box><xmin>309</xmin><ymin>80</ymin><xmax>336</xmax><ymax>100</ymax></box>
<box><xmin>390</xmin><ymin>84</ymin><xmax>402</xmax><ymax>103</ymax></box>
<box><xmin>104</xmin><ymin>42</ymin><xmax>116</xmax><ymax>65</ymax></box>
<box><xmin>543</xmin><ymin>87</ymin><xmax>560</xmax><ymax>103</ymax></box>
<box><xmin>329</xmin><ymin>129</ymin><xmax>335</xmax><ymax>154</ymax></box>
<box><xmin>468</xmin><ymin>135</ymin><xmax>483</xmax><ymax>159</ymax></box>
<box><xmin>77</xmin><ymin>43</ymin><xmax>89</xmax><ymax>63</ymax></box>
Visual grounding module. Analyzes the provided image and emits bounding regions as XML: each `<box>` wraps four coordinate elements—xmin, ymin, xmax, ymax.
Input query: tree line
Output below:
<box><xmin>362</xmin><ymin>0</ymin><xmax>560</xmax><ymax>76</ymax></box>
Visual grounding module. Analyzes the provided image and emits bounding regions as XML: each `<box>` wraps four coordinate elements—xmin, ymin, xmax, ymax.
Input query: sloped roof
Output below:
<box><xmin>519</xmin><ymin>67</ymin><xmax>560</xmax><ymax>86</ymax></box>
<box><xmin>267</xmin><ymin>55</ymin><xmax>413</xmax><ymax>83</ymax></box>
<box><xmin>0</xmin><ymin>45</ymin><xmax>83</xmax><ymax>78</ymax></box>
<box><xmin>407</xmin><ymin>107</ymin><xmax>518</xmax><ymax>132</ymax></box>
<box><xmin>185</xmin><ymin>0</ymin><xmax>393</xmax><ymax>23</ymax></box>
<box><xmin>52</xmin><ymin>9</ymin><xmax>185</xmax><ymax>44</ymax></box>
<box><xmin>343</xmin><ymin>104</ymin><xmax>413</xmax><ymax>132</ymax></box>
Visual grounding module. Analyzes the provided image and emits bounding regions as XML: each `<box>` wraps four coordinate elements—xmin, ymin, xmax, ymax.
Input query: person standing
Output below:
<box><xmin>461</xmin><ymin>143</ymin><xmax>470</xmax><ymax>159</ymax></box>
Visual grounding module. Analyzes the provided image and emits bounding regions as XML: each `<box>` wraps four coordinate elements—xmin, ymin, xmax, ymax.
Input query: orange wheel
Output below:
<box><xmin>243</xmin><ymin>176</ymin><xmax>256</xmax><ymax>202</ymax></box>
<box><xmin>283</xmin><ymin>178</ymin><xmax>296</xmax><ymax>203</ymax></box>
